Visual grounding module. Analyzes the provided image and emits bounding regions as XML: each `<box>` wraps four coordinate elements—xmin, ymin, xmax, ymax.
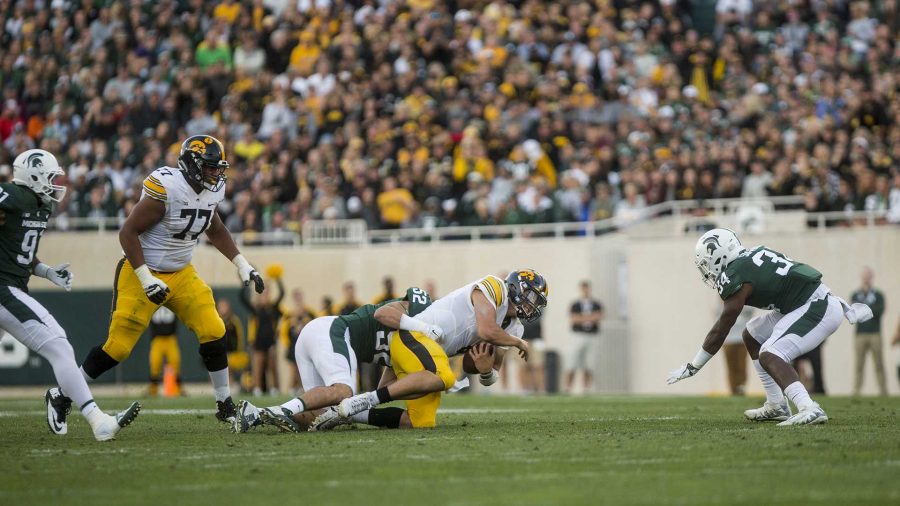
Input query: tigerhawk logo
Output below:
<box><xmin>188</xmin><ymin>140</ymin><xmax>207</xmax><ymax>154</ymax></box>
<box><xmin>703</xmin><ymin>236</ymin><xmax>720</xmax><ymax>254</ymax></box>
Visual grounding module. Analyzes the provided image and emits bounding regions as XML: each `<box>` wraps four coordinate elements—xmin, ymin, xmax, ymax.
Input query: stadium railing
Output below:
<box><xmin>50</xmin><ymin>195</ymin><xmax>894</xmax><ymax>246</ymax></box>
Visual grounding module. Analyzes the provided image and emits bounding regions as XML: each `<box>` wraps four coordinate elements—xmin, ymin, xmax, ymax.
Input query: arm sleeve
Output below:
<box><xmin>142</xmin><ymin>175</ymin><xmax>167</xmax><ymax>203</ymax></box>
<box><xmin>475</xmin><ymin>276</ymin><xmax>506</xmax><ymax>310</ymax></box>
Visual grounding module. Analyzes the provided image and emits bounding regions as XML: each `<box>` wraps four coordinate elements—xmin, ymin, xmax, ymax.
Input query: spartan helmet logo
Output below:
<box><xmin>703</xmin><ymin>236</ymin><xmax>720</xmax><ymax>255</ymax></box>
<box><xmin>27</xmin><ymin>153</ymin><xmax>44</xmax><ymax>169</ymax></box>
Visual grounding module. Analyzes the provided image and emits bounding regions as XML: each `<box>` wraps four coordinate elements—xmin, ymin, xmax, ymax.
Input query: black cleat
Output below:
<box><xmin>45</xmin><ymin>387</ymin><xmax>72</xmax><ymax>435</ymax></box>
<box><xmin>216</xmin><ymin>396</ymin><xmax>237</xmax><ymax>423</ymax></box>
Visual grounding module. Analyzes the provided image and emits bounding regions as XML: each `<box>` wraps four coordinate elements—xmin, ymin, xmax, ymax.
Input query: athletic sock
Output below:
<box><xmin>208</xmin><ymin>367</ymin><xmax>230</xmax><ymax>402</ymax></box>
<box><xmin>784</xmin><ymin>381</ymin><xmax>815</xmax><ymax>411</ymax></box>
<box><xmin>277</xmin><ymin>398</ymin><xmax>306</xmax><ymax>415</ymax></box>
<box><xmin>351</xmin><ymin>410</ymin><xmax>370</xmax><ymax>424</ymax></box>
<box><xmin>375</xmin><ymin>387</ymin><xmax>392</xmax><ymax>404</ymax></box>
<box><xmin>83</xmin><ymin>403</ymin><xmax>105</xmax><ymax>427</ymax></box>
<box><xmin>366</xmin><ymin>407</ymin><xmax>404</xmax><ymax>428</ymax></box>
<box><xmin>753</xmin><ymin>360</ymin><xmax>784</xmax><ymax>404</ymax></box>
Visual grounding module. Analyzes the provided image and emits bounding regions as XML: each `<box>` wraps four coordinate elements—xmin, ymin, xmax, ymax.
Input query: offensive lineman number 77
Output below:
<box><xmin>174</xmin><ymin>209</ymin><xmax>212</xmax><ymax>240</ymax></box>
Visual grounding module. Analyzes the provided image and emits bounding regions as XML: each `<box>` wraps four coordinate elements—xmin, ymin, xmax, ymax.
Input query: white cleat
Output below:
<box><xmin>93</xmin><ymin>401</ymin><xmax>141</xmax><ymax>442</ymax></box>
<box><xmin>777</xmin><ymin>404</ymin><xmax>828</xmax><ymax>426</ymax></box>
<box><xmin>233</xmin><ymin>400</ymin><xmax>262</xmax><ymax>433</ymax></box>
<box><xmin>309</xmin><ymin>406</ymin><xmax>351</xmax><ymax>432</ymax></box>
<box><xmin>337</xmin><ymin>394</ymin><xmax>377</xmax><ymax>418</ymax></box>
<box><xmin>744</xmin><ymin>399</ymin><xmax>792</xmax><ymax>422</ymax></box>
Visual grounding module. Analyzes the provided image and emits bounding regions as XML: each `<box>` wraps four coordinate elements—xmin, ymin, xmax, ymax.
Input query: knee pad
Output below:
<box><xmin>83</xmin><ymin>345</ymin><xmax>121</xmax><ymax>379</ymax></box>
<box><xmin>199</xmin><ymin>338</ymin><xmax>228</xmax><ymax>372</ymax></box>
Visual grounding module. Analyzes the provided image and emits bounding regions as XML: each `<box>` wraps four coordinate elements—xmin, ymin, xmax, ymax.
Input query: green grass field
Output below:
<box><xmin>1</xmin><ymin>394</ymin><xmax>898</xmax><ymax>505</ymax></box>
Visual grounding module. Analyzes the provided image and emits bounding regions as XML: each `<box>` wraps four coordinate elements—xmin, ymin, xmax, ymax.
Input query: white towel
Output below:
<box><xmin>835</xmin><ymin>295</ymin><xmax>874</xmax><ymax>325</ymax></box>
<box><xmin>447</xmin><ymin>377</ymin><xmax>470</xmax><ymax>393</ymax></box>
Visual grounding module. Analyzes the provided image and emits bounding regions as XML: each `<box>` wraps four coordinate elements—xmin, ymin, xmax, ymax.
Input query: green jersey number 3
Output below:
<box><xmin>752</xmin><ymin>249</ymin><xmax>794</xmax><ymax>275</ymax></box>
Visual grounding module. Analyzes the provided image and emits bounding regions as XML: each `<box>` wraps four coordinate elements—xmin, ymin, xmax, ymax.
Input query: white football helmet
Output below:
<box><xmin>694</xmin><ymin>228</ymin><xmax>743</xmax><ymax>288</ymax></box>
<box><xmin>12</xmin><ymin>149</ymin><xmax>66</xmax><ymax>204</ymax></box>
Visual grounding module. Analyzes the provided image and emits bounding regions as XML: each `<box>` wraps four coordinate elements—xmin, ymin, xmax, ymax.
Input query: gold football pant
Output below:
<box><xmin>102</xmin><ymin>259</ymin><xmax>226</xmax><ymax>363</ymax></box>
<box><xmin>389</xmin><ymin>330</ymin><xmax>455</xmax><ymax>428</ymax></box>
<box><xmin>149</xmin><ymin>335</ymin><xmax>182</xmax><ymax>379</ymax></box>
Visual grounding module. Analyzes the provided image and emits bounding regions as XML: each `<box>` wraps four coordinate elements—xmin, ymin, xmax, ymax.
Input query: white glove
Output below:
<box><xmin>134</xmin><ymin>264</ymin><xmax>170</xmax><ymax>304</ymax></box>
<box><xmin>34</xmin><ymin>262</ymin><xmax>73</xmax><ymax>292</ymax></box>
<box><xmin>666</xmin><ymin>363</ymin><xmax>700</xmax><ymax>385</ymax></box>
<box><xmin>233</xmin><ymin>254</ymin><xmax>264</xmax><ymax>293</ymax></box>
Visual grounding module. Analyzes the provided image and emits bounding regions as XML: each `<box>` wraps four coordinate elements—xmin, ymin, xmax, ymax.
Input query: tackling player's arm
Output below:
<box><xmin>667</xmin><ymin>283</ymin><xmax>753</xmax><ymax>384</ymax></box>
<box><xmin>472</xmin><ymin>289</ymin><xmax>529</xmax><ymax>359</ymax></box>
<box><xmin>204</xmin><ymin>212</ymin><xmax>264</xmax><ymax>293</ymax></box>
<box><xmin>373</xmin><ymin>293</ymin><xmax>443</xmax><ymax>341</ymax></box>
<box><xmin>120</xmin><ymin>197</ymin><xmax>171</xmax><ymax>303</ymax></box>
<box><xmin>30</xmin><ymin>256</ymin><xmax>73</xmax><ymax>291</ymax></box>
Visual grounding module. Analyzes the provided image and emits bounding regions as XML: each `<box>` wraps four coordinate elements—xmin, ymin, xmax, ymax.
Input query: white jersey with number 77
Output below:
<box><xmin>139</xmin><ymin>167</ymin><xmax>224</xmax><ymax>272</ymax></box>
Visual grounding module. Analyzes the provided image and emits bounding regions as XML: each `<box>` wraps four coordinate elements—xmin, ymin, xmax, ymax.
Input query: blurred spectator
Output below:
<box><xmin>723</xmin><ymin>307</ymin><xmax>754</xmax><ymax>396</ymax></box>
<box><xmin>338</xmin><ymin>281</ymin><xmax>360</xmax><ymax>315</ymax></box>
<box><xmin>281</xmin><ymin>289</ymin><xmax>315</xmax><ymax>391</ymax></box>
<box><xmin>565</xmin><ymin>281</ymin><xmax>603</xmax><ymax>394</ymax></box>
<box><xmin>0</xmin><ymin>1</ymin><xmax>895</xmax><ymax>234</ymax></box>
<box><xmin>241</xmin><ymin>273</ymin><xmax>284</xmax><ymax>396</ymax></box>
<box><xmin>850</xmin><ymin>267</ymin><xmax>887</xmax><ymax>395</ymax></box>
<box><xmin>219</xmin><ymin>299</ymin><xmax>249</xmax><ymax>394</ymax></box>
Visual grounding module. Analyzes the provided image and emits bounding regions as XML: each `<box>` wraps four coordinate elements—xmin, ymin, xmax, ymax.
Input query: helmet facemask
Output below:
<box><xmin>513</xmin><ymin>287</ymin><xmax>548</xmax><ymax>324</ymax></box>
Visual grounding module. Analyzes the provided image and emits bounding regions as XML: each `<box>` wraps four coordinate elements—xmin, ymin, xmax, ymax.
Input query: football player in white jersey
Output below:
<box><xmin>48</xmin><ymin>135</ymin><xmax>265</xmax><ymax>425</ymax></box>
<box><xmin>312</xmin><ymin>269</ymin><xmax>547</xmax><ymax>430</ymax></box>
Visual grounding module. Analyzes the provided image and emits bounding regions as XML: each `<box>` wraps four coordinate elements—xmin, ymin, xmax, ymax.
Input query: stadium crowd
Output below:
<box><xmin>0</xmin><ymin>0</ymin><xmax>898</xmax><ymax>235</ymax></box>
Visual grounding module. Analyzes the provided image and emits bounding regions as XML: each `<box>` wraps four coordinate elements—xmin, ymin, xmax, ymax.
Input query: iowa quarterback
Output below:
<box><xmin>57</xmin><ymin>135</ymin><xmax>265</xmax><ymax>424</ymax></box>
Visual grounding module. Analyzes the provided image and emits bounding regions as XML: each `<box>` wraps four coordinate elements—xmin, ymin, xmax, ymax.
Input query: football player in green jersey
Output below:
<box><xmin>0</xmin><ymin>149</ymin><xmax>141</xmax><ymax>441</ymax></box>
<box><xmin>232</xmin><ymin>286</ymin><xmax>442</xmax><ymax>432</ymax></box>
<box><xmin>667</xmin><ymin>228</ymin><xmax>873</xmax><ymax>426</ymax></box>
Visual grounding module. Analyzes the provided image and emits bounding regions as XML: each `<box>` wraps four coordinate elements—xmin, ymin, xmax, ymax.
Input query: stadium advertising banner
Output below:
<box><xmin>0</xmin><ymin>289</ymin><xmax>245</xmax><ymax>385</ymax></box>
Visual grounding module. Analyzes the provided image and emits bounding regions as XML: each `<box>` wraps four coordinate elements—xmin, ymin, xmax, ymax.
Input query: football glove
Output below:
<box><xmin>134</xmin><ymin>264</ymin><xmax>170</xmax><ymax>304</ymax></box>
<box><xmin>233</xmin><ymin>254</ymin><xmax>265</xmax><ymax>293</ymax></box>
<box><xmin>34</xmin><ymin>262</ymin><xmax>73</xmax><ymax>292</ymax></box>
<box><xmin>666</xmin><ymin>363</ymin><xmax>700</xmax><ymax>385</ymax></box>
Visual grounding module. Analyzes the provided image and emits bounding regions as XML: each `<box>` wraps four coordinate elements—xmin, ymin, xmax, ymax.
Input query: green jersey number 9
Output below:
<box><xmin>16</xmin><ymin>229</ymin><xmax>40</xmax><ymax>266</ymax></box>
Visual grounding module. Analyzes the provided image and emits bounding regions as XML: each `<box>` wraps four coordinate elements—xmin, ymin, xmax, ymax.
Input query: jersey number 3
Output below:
<box><xmin>174</xmin><ymin>209</ymin><xmax>212</xmax><ymax>240</ymax></box>
<box><xmin>752</xmin><ymin>249</ymin><xmax>794</xmax><ymax>276</ymax></box>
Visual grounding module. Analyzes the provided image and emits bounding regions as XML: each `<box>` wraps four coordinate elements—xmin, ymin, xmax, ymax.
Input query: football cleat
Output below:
<box><xmin>259</xmin><ymin>407</ymin><xmax>302</xmax><ymax>433</ymax></box>
<box><xmin>337</xmin><ymin>393</ymin><xmax>377</xmax><ymax>418</ymax></box>
<box><xmin>309</xmin><ymin>406</ymin><xmax>351</xmax><ymax>432</ymax></box>
<box><xmin>216</xmin><ymin>396</ymin><xmax>237</xmax><ymax>423</ymax></box>
<box><xmin>744</xmin><ymin>399</ymin><xmax>792</xmax><ymax>422</ymax></box>
<box><xmin>233</xmin><ymin>400</ymin><xmax>262</xmax><ymax>433</ymax></box>
<box><xmin>93</xmin><ymin>401</ymin><xmax>141</xmax><ymax>442</ymax></box>
<box><xmin>45</xmin><ymin>387</ymin><xmax>72</xmax><ymax>435</ymax></box>
<box><xmin>777</xmin><ymin>404</ymin><xmax>828</xmax><ymax>426</ymax></box>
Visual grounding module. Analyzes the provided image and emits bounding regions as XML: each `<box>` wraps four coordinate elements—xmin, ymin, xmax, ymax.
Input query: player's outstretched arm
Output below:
<box><xmin>667</xmin><ymin>283</ymin><xmax>752</xmax><ymax>385</ymax></box>
<box><xmin>472</xmin><ymin>290</ymin><xmax>529</xmax><ymax>360</ymax></box>
<box><xmin>204</xmin><ymin>212</ymin><xmax>264</xmax><ymax>294</ymax></box>
<box><xmin>31</xmin><ymin>257</ymin><xmax>73</xmax><ymax>291</ymax></box>
<box><xmin>120</xmin><ymin>197</ymin><xmax>170</xmax><ymax>304</ymax></box>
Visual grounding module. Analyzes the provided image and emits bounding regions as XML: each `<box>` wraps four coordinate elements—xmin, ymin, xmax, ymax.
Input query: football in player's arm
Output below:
<box><xmin>232</xmin><ymin>286</ymin><xmax>440</xmax><ymax>433</ymax></box>
<box><xmin>315</xmin><ymin>270</ymin><xmax>547</xmax><ymax>431</ymax></box>
<box><xmin>74</xmin><ymin>135</ymin><xmax>264</xmax><ymax>424</ymax></box>
<box><xmin>668</xmin><ymin>228</ymin><xmax>872</xmax><ymax>426</ymax></box>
